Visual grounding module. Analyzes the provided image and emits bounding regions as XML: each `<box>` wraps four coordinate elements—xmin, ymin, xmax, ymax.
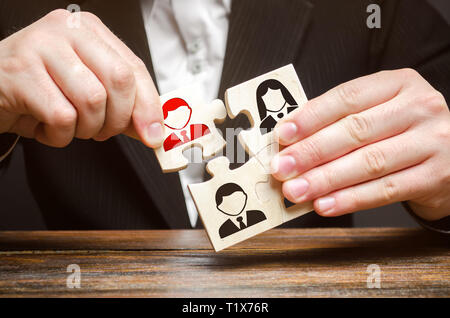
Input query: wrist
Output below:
<box><xmin>406</xmin><ymin>200</ymin><xmax>450</xmax><ymax>221</ymax></box>
<box><xmin>0</xmin><ymin>132</ymin><xmax>19</xmax><ymax>162</ymax></box>
<box><xmin>403</xmin><ymin>202</ymin><xmax>450</xmax><ymax>235</ymax></box>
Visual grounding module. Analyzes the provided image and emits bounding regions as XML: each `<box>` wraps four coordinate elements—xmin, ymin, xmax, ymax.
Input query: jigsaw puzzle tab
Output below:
<box><xmin>225</xmin><ymin>64</ymin><xmax>308</xmax><ymax>157</ymax></box>
<box><xmin>154</xmin><ymin>84</ymin><xmax>227</xmax><ymax>172</ymax></box>
<box><xmin>188</xmin><ymin>156</ymin><xmax>283</xmax><ymax>252</ymax></box>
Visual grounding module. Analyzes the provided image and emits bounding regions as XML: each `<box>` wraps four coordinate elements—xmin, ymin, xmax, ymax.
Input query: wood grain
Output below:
<box><xmin>0</xmin><ymin>228</ymin><xmax>448</xmax><ymax>297</ymax></box>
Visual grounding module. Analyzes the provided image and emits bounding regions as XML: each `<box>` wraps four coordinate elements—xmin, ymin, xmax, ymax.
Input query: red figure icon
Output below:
<box><xmin>162</xmin><ymin>97</ymin><xmax>210</xmax><ymax>151</ymax></box>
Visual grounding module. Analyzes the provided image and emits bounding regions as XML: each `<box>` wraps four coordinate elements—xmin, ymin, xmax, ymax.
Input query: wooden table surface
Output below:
<box><xmin>0</xmin><ymin>228</ymin><xmax>448</xmax><ymax>297</ymax></box>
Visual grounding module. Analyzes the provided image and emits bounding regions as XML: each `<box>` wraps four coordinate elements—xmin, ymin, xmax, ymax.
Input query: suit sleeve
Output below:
<box><xmin>374</xmin><ymin>1</ymin><xmax>450</xmax><ymax>234</ymax></box>
<box><xmin>0</xmin><ymin>133</ymin><xmax>19</xmax><ymax>172</ymax></box>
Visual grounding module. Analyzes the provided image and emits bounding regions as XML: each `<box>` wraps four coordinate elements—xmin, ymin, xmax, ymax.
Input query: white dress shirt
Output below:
<box><xmin>141</xmin><ymin>0</ymin><xmax>231</xmax><ymax>227</ymax></box>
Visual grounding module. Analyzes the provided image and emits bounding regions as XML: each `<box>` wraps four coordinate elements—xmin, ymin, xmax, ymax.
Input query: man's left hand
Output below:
<box><xmin>271</xmin><ymin>69</ymin><xmax>450</xmax><ymax>221</ymax></box>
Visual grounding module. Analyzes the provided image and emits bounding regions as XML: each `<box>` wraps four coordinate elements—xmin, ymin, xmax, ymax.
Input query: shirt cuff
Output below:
<box><xmin>402</xmin><ymin>201</ymin><xmax>450</xmax><ymax>235</ymax></box>
<box><xmin>0</xmin><ymin>133</ymin><xmax>19</xmax><ymax>162</ymax></box>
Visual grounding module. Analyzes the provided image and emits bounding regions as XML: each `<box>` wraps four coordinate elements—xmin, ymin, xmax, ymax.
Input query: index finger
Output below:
<box><xmin>274</xmin><ymin>69</ymin><xmax>411</xmax><ymax>145</ymax></box>
<box><xmin>80</xmin><ymin>12</ymin><xmax>164</xmax><ymax>147</ymax></box>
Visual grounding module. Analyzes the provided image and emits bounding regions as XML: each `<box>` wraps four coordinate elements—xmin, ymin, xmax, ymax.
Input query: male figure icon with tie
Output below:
<box><xmin>162</xmin><ymin>97</ymin><xmax>210</xmax><ymax>151</ymax></box>
<box><xmin>215</xmin><ymin>183</ymin><xmax>267</xmax><ymax>239</ymax></box>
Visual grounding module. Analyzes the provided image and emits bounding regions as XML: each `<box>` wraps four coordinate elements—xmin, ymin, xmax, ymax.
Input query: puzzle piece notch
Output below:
<box><xmin>253</xmin><ymin>142</ymin><xmax>313</xmax><ymax>223</ymax></box>
<box><xmin>205</xmin><ymin>156</ymin><xmax>266</xmax><ymax>184</ymax></box>
<box><xmin>191</xmin><ymin>99</ymin><xmax>227</xmax><ymax>158</ymax></box>
<box><xmin>256</xmin><ymin>171</ymin><xmax>313</xmax><ymax>224</ymax></box>
<box><xmin>225</xmin><ymin>64</ymin><xmax>308</xmax><ymax>157</ymax></box>
<box><xmin>253</xmin><ymin>142</ymin><xmax>280</xmax><ymax>175</ymax></box>
<box><xmin>188</xmin><ymin>156</ymin><xmax>283</xmax><ymax>252</ymax></box>
<box><xmin>190</xmin><ymin>153</ymin><xmax>312</xmax><ymax>252</ymax></box>
<box><xmin>154</xmin><ymin>84</ymin><xmax>227</xmax><ymax>173</ymax></box>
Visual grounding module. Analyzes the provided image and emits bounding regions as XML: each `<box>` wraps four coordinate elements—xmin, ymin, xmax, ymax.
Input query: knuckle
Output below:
<box><xmin>79</xmin><ymin>12</ymin><xmax>104</xmax><ymax>31</ymax></box>
<box><xmin>300</xmin><ymin>139</ymin><xmax>323</xmax><ymax>164</ymax></box>
<box><xmin>363</xmin><ymin>147</ymin><xmax>386</xmax><ymax>176</ymax></box>
<box><xmin>318</xmin><ymin>168</ymin><xmax>335</xmax><ymax>193</ymax></box>
<box><xmin>347</xmin><ymin>187</ymin><xmax>362</xmax><ymax>211</ymax></box>
<box><xmin>381</xmin><ymin>176</ymin><xmax>398</xmax><ymax>202</ymax></box>
<box><xmin>22</xmin><ymin>28</ymin><xmax>47</xmax><ymax>44</ymax></box>
<box><xmin>20</xmin><ymin>25</ymin><xmax>55</xmax><ymax>48</ymax></box>
<box><xmin>110</xmin><ymin>63</ymin><xmax>135</xmax><ymax>90</ymax></box>
<box><xmin>50</xmin><ymin>107</ymin><xmax>77</xmax><ymax>129</ymax></box>
<box><xmin>398</xmin><ymin>68</ymin><xmax>419</xmax><ymax>80</ymax></box>
<box><xmin>435</xmin><ymin>122</ymin><xmax>450</xmax><ymax>142</ymax></box>
<box><xmin>45</xmin><ymin>9</ymin><xmax>70</xmax><ymax>22</ymax></box>
<box><xmin>427</xmin><ymin>197</ymin><xmax>448</xmax><ymax>210</ymax></box>
<box><xmin>85</xmin><ymin>87</ymin><xmax>107</xmax><ymax>112</ymax></box>
<box><xmin>345</xmin><ymin>113</ymin><xmax>371</xmax><ymax>144</ymax></box>
<box><xmin>0</xmin><ymin>56</ymin><xmax>31</xmax><ymax>74</ymax></box>
<box><xmin>303</xmin><ymin>100</ymin><xmax>321</xmax><ymax>123</ymax></box>
<box><xmin>423</xmin><ymin>200</ymin><xmax>442</xmax><ymax>210</ymax></box>
<box><xmin>80</xmin><ymin>11</ymin><xmax>101</xmax><ymax>24</ymax></box>
<box><xmin>420</xmin><ymin>91</ymin><xmax>447</xmax><ymax>115</ymax></box>
<box><xmin>336</xmin><ymin>82</ymin><xmax>361</xmax><ymax>110</ymax></box>
<box><xmin>130</xmin><ymin>56</ymin><xmax>146</xmax><ymax>69</ymax></box>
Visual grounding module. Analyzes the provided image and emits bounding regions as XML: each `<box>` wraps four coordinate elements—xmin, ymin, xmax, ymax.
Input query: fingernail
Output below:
<box><xmin>285</xmin><ymin>177</ymin><xmax>309</xmax><ymax>200</ymax></box>
<box><xmin>147</xmin><ymin>122</ymin><xmax>164</xmax><ymax>147</ymax></box>
<box><xmin>317</xmin><ymin>197</ymin><xmax>336</xmax><ymax>214</ymax></box>
<box><xmin>275</xmin><ymin>122</ymin><xmax>298</xmax><ymax>144</ymax></box>
<box><xmin>271</xmin><ymin>155</ymin><xmax>297</xmax><ymax>179</ymax></box>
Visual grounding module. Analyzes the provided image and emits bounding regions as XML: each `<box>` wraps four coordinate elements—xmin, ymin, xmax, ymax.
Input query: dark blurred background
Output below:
<box><xmin>1</xmin><ymin>0</ymin><xmax>449</xmax><ymax>230</ymax></box>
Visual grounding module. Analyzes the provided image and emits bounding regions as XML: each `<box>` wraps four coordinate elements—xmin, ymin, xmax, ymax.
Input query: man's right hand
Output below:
<box><xmin>0</xmin><ymin>9</ymin><xmax>164</xmax><ymax>148</ymax></box>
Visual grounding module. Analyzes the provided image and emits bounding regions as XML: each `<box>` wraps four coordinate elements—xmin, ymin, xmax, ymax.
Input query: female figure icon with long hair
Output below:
<box><xmin>256</xmin><ymin>79</ymin><xmax>299</xmax><ymax>134</ymax></box>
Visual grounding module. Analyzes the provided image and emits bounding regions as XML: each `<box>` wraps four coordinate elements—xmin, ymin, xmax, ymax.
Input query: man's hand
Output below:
<box><xmin>271</xmin><ymin>69</ymin><xmax>450</xmax><ymax>221</ymax></box>
<box><xmin>0</xmin><ymin>9</ymin><xmax>164</xmax><ymax>148</ymax></box>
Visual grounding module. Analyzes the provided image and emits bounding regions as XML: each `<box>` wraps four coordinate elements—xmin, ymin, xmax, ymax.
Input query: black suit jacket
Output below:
<box><xmin>219</xmin><ymin>210</ymin><xmax>267</xmax><ymax>238</ymax></box>
<box><xmin>0</xmin><ymin>0</ymin><xmax>449</xmax><ymax>230</ymax></box>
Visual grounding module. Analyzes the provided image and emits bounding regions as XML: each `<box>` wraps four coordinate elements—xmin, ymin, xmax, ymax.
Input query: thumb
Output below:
<box><xmin>125</xmin><ymin>78</ymin><xmax>164</xmax><ymax>148</ymax></box>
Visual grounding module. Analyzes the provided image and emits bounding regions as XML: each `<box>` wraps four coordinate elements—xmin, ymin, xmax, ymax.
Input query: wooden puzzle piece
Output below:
<box><xmin>188</xmin><ymin>156</ymin><xmax>283</xmax><ymax>252</ymax></box>
<box><xmin>253</xmin><ymin>143</ymin><xmax>313</xmax><ymax>224</ymax></box>
<box><xmin>154</xmin><ymin>84</ymin><xmax>227</xmax><ymax>172</ymax></box>
<box><xmin>225</xmin><ymin>64</ymin><xmax>308</xmax><ymax>157</ymax></box>
<box><xmin>188</xmin><ymin>66</ymin><xmax>313</xmax><ymax>251</ymax></box>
